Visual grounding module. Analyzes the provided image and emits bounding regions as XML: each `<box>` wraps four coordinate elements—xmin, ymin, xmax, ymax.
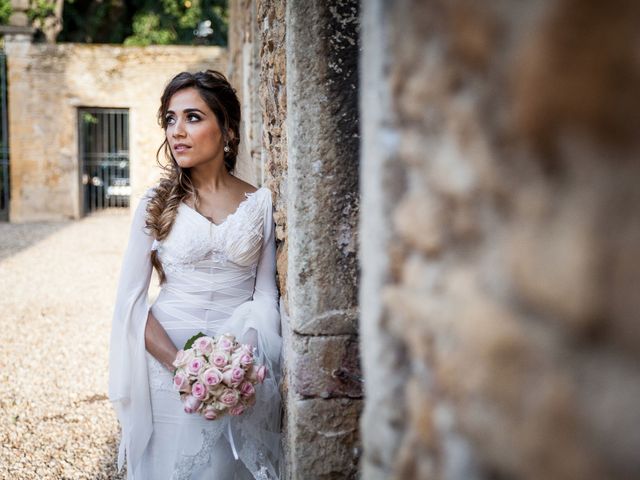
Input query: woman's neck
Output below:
<box><xmin>189</xmin><ymin>160</ymin><xmax>232</xmax><ymax>195</ymax></box>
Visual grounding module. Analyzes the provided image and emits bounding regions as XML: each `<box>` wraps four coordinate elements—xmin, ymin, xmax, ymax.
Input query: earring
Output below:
<box><xmin>224</xmin><ymin>143</ymin><xmax>230</xmax><ymax>153</ymax></box>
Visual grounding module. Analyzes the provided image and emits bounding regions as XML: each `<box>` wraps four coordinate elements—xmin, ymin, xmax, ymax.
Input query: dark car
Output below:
<box><xmin>82</xmin><ymin>156</ymin><xmax>130</xmax><ymax>213</ymax></box>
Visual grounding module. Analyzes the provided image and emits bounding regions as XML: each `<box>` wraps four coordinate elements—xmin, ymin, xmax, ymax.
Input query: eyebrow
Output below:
<box><xmin>166</xmin><ymin>108</ymin><xmax>206</xmax><ymax>115</ymax></box>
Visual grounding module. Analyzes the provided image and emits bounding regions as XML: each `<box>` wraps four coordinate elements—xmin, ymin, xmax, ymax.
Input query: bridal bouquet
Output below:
<box><xmin>172</xmin><ymin>332</ymin><xmax>266</xmax><ymax>420</ymax></box>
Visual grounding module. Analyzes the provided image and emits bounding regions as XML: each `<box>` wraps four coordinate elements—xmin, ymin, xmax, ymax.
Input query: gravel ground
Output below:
<box><xmin>0</xmin><ymin>207</ymin><xmax>159</xmax><ymax>479</ymax></box>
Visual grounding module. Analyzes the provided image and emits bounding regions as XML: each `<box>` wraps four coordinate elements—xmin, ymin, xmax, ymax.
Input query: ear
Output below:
<box><xmin>225</xmin><ymin>128</ymin><xmax>237</xmax><ymax>143</ymax></box>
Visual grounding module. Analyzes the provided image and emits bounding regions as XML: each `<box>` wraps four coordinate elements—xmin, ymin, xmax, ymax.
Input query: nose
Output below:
<box><xmin>171</xmin><ymin>117</ymin><xmax>186</xmax><ymax>138</ymax></box>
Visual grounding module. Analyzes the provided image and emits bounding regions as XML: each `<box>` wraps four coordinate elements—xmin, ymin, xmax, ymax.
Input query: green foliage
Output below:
<box><xmin>27</xmin><ymin>0</ymin><xmax>56</xmax><ymax>23</ymax></box>
<box><xmin>0</xmin><ymin>0</ymin><xmax>11</xmax><ymax>25</ymax></box>
<box><xmin>58</xmin><ymin>0</ymin><xmax>228</xmax><ymax>46</ymax></box>
<box><xmin>123</xmin><ymin>11</ymin><xmax>177</xmax><ymax>46</ymax></box>
<box><xmin>60</xmin><ymin>0</ymin><xmax>131</xmax><ymax>44</ymax></box>
<box><xmin>184</xmin><ymin>332</ymin><xmax>207</xmax><ymax>351</ymax></box>
<box><xmin>81</xmin><ymin>112</ymin><xmax>98</xmax><ymax>125</ymax></box>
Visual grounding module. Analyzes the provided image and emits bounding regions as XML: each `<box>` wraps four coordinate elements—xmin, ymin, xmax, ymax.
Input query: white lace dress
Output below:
<box><xmin>108</xmin><ymin>185</ymin><xmax>282</xmax><ymax>480</ymax></box>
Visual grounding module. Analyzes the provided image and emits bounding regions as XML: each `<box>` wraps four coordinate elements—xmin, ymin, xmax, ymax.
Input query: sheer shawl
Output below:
<box><xmin>108</xmin><ymin>189</ymin><xmax>154</xmax><ymax>475</ymax></box>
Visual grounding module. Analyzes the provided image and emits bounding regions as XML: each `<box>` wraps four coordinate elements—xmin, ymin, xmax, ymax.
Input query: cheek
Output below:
<box><xmin>193</xmin><ymin>129</ymin><xmax>211</xmax><ymax>146</ymax></box>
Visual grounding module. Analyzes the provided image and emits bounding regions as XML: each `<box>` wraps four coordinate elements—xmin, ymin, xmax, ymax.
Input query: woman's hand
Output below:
<box><xmin>144</xmin><ymin>310</ymin><xmax>179</xmax><ymax>372</ymax></box>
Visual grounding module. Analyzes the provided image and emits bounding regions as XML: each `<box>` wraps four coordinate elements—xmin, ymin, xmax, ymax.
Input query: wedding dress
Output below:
<box><xmin>108</xmin><ymin>185</ymin><xmax>282</xmax><ymax>480</ymax></box>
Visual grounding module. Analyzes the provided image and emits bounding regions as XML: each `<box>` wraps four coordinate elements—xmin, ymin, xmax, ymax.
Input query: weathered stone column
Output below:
<box><xmin>284</xmin><ymin>0</ymin><xmax>361</xmax><ymax>478</ymax></box>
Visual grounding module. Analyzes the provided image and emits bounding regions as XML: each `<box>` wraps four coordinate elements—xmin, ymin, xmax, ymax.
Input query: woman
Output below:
<box><xmin>108</xmin><ymin>70</ymin><xmax>282</xmax><ymax>479</ymax></box>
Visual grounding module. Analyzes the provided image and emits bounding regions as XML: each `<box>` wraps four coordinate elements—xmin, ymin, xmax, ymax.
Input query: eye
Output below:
<box><xmin>164</xmin><ymin>113</ymin><xmax>200</xmax><ymax>125</ymax></box>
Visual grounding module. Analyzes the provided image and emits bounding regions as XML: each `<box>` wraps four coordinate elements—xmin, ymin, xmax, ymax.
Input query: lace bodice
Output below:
<box><xmin>153</xmin><ymin>188</ymin><xmax>269</xmax><ymax>270</ymax></box>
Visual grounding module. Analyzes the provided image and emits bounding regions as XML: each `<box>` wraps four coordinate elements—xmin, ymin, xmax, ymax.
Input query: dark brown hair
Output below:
<box><xmin>145</xmin><ymin>70</ymin><xmax>242</xmax><ymax>284</ymax></box>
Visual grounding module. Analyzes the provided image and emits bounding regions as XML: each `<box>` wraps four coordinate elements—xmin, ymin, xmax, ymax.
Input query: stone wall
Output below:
<box><xmin>360</xmin><ymin>1</ymin><xmax>640</xmax><ymax>479</ymax></box>
<box><xmin>285</xmin><ymin>0</ymin><xmax>361</xmax><ymax>477</ymax></box>
<box><xmin>5</xmin><ymin>41</ymin><xmax>226</xmax><ymax>221</ymax></box>
<box><xmin>228</xmin><ymin>0</ymin><xmax>262</xmax><ymax>186</ymax></box>
<box><xmin>229</xmin><ymin>0</ymin><xmax>362</xmax><ymax>478</ymax></box>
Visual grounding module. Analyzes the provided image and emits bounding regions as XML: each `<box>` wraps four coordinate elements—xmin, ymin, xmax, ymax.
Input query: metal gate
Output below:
<box><xmin>0</xmin><ymin>49</ymin><xmax>9</xmax><ymax>221</ymax></box>
<box><xmin>78</xmin><ymin>108</ymin><xmax>130</xmax><ymax>215</ymax></box>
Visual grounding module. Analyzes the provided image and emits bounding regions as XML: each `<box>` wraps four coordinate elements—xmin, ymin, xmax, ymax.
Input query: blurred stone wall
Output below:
<box><xmin>360</xmin><ymin>1</ymin><xmax>640</xmax><ymax>479</ymax></box>
<box><xmin>5</xmin><ymin>41</ymin><xmax>226</xmax><ymax>222</ymax></box>
<box><xmin>230</xmin><ymin>0</ymin><xmax>362</xmax><ymax>478</ymax></box>
<box><xmin>227</xmin><ymin>0</ymin><xmax>262</xmax><ymax>186</ymax></box>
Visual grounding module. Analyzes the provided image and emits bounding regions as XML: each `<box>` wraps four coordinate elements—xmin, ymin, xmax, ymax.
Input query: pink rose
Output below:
<box><xmin>201</xmin><ymin>367</ymin><xmax>223</xmax><ymax>387</ymax></box>
<box><xmin>192</xmin><ymin>381</ymin><xmax>207</xmax><ymax>400</ymax></box>
<box><xmin>173</xmin><ymin>349</ymin><xmax>194</xmax><ymax>369</ymax></box>
<box><xmin>211</xmin><ymin>352</ymin><xmax>229</xmax><ymax>369</ymax></box>
<box><xmin>217</xmin><ymin>334</ymin><xmax>235</xmax><ymax>352</ymax></box>
<box><xmin>239</xmin><ymin>352</ymin><xmax>254</xmax><ymax>367</ymax></box>
<box><xmin>187</xmin><ymin>357</ymin><xmax>205</xmax><ymax>376</ymax></box>
<box><xmin>239</xmin><ymin>381</ymin><xmax>255</xmax><ymax>397</ymax></box>
<box><xmin>256</xmin><ymin>365</ymin><xmax>267</xmax><ymax>383</ymax></box>
<box><xmin>173</xmin><ymin>371</ymin><xmax>190</xmax><ymax>392</ymax></box>
<box><xmin>232</xmin><ymin>343</ymin><xmax>252</xmax><ymax>357</ymax></box>
<box><xmin>220</xmin><ymin>388</ymin><xmax>240</xmax><ymax>407</ymax></box>
<box><xmin>222</xmin><ymin>366</ymin><xmax>245</xmax><ymax>387</ymax></box>
<box><xmin>233</xmin><ymin>345</ymin><xmax>254</xmax><ymax>366</ymax></box>
<box><xmin>231</xmin><ymin>366</ymin><xmax>245</xmax><ymax>383</ymax></box>
<box><xmin>194</xmin><ymin>336</ymin><xmax>214</xmax><ymax>356</ymax></box>
<box><xmin>183</xmin><ymin>394</ymin><xmax>202</xmax><ymax>414</ymax></box>
<box><xmin>203</xmin><ymin>405</ymin><xmax>219</xmax><ymax>420</ymax></box>
<box><xmin>222</xmin><ymin>369</ymin><xmax>234</xmax><ymax>386</ymax></box>
<box><xmin>229</xmin><ymin>404</ymin><xmax>245</xmax><ymax>416</ymax></box>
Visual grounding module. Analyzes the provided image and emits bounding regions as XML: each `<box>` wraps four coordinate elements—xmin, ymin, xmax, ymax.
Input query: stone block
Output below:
<box><xmin>289</xmin><ymin>333</ymin><xmax>362</xmax><ymax>399</ymax></box>
<box><xmin>287</xmin><ymin>397</ymin><xmax>362</xmax><ymax>479</ymax></box>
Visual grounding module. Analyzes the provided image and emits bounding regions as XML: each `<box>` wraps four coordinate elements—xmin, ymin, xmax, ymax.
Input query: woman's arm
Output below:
<box><xmin>145</xmin><ymin>310</ymin><xmax>178</xmax><ymax>372</ymax></box>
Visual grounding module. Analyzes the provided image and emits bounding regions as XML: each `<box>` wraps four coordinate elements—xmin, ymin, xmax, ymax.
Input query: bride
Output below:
<box><xmin>108</xmin><ymin>70</ymin><xmax>282</xmax><ymax>479</ymax></box>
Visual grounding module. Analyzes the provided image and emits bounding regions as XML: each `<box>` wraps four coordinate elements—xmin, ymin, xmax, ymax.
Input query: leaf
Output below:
<box><xmin>184</xmin><ymin>331</ymin><xmax>207</xmax><ymax>350</ymax></box>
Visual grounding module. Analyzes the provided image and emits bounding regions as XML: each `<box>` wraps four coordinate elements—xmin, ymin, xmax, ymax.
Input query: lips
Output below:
<box><xmin>173</xmin><ymin>143</ymin><xmax>191</xmax><ymax>153</ymax></box>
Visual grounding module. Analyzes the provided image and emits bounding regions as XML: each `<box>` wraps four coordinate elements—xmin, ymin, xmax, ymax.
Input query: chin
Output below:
<box><xmin>175</xmin><ymin>158</ymin><xmax>196</xmax><ymax>169</ymax></box>
<box><xmin>176</xmin><ymin>156</ymin><xmax>219</xmax><ymax>171</ymax></box>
